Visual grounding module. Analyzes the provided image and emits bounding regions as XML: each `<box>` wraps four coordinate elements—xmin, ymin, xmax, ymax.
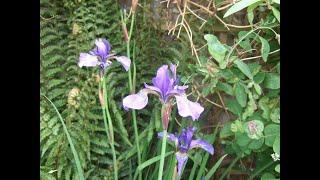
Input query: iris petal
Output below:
<box><xmin>152</xmin><ymin>65</ymin><xmax>171</xmax><ymax>98</ymax></box>
<box><xmin>157</xmin><ymin>132</ymin><xmax>178</xmax><ymax>145</ymax></box>
<box><xmin>122</xmin><ymin>90</ymin><xmax>148</xmax><ymax>110</ymax></box>
<box><xmin>175</xmin><ymin>152</ymin><xmax>188</xmax><ymax>176</ymax></box>
<box><xmin>115</xmin><ymin>56</ymin><xmax>131</xmax><ymax>71</ymax></box>
<box><xmin>144</xmin><ymin>83</ymin><xmax>162</xmax><ymax>94</ymax></box>
<box><xmin>95</xmin><ymin>38</ymin><xmax>111</xmax><ymax>58</ymax></box>
<box><xmin>190</xmin><ymin>139</ymin><xmax>214</xmax><ymax>155</ymax></box>
<box><xmin>78</xmin><ymin>53</ymin><xmax>100</xmax><ymax>67</ymax></box>
<box><xmin>178</xmin><ymin>127</ymin><xmax>196</xmax><ymax>152</ymax></box>
<box><xmin>174</xmin><ymin>94</ymin><xmax>204</xmax><ymax>120</ymax></box>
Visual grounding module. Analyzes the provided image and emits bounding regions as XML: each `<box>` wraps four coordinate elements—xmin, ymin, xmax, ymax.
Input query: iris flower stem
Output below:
<box><xmin>122</xmin><ymin>10</ymin><xmax>142</xmax><ymax>180</ymax></box>
<box><xmin>102</xmin><ymin>77</ymin><xmax>118</xmax><ymax>180</ymax></box>
<box><xmin>158</xmin><ymin>130</ymin><xmax>167</xmax><ymax>180</ymax></box>
<box><xmin>99</xmin><ymin>82</ymin><xmax>110</xmax><ymax>141</ymax></box>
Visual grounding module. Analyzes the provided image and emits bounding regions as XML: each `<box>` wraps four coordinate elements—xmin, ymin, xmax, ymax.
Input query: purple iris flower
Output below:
<box><xmin>158</xmin><ymin>127</ymin><xmax>214</xmax><ymax>176</ymax></box>
<box><xmin>78</xmin><ymin>38</ymin><xmax>131</xmax><ymax>73</ymax></box>
<box><xmin>122</xmin><ymin>64</ymin><xmax>204</xmax><ymax>128</ymax></box>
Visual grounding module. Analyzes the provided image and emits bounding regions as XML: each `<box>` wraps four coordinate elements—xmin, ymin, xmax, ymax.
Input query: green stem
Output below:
<box><xmin>132</xmin><ymin>109</ymin><xmax>141</xmax><ymax>177</ymax></box>
<box><xmin>122</xmin><ymin>10</ymin><xmax>141</xmax><ymax>180</ymax></box>
<box><xmin>102</xmin><ymin>77</ymin><xmax>118</xmax><ymax>180</ymax></box>
<box><xmin>219</xmin><ymin>155</ymin><xmax>241</xmax><ymax>180</ymax></box>
<box><xmin>158</xmin><ymin>130</ymin><xmax>167</xmax><ymax>180</ymax></box>
<box><xmin>226</xmin><ymin>26</ymin><xmax>279</xmax><ymax>65</ymax></box>
<box><xmin>248</xmin><ymin>160</ymin><xmax>275</xmax><ymax>180</ymax></box>
<box><xmin>99</xmin><ymin>82</ymin><xmax>110</xmax><ymax>141</ymax></box>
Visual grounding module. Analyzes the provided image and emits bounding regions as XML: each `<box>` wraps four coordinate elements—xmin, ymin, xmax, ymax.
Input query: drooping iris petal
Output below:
<box><xmin>157</xmin><ymin>132</ymin><xmax>178</xmax><ymax>145</ymax></box>
<box><xmin>122</xmin><ymin>90</ymin><xmax>149</xmax><ymax>110</ymax></box>
<box><xmin>190</xmin><ymin>139</ymin><xmax>214</xmax><ymax>155</ymax></box>
<box><xmin>95</xmin><ymin>38</ymin><xmax>111</xmax><ymax>58</ymax></box>
<box><xmin>115</xmin><ymin>56</ymin><xmax>131</xmax><ymax>71</ymax></box>
<box><xmin>176</xmin><ymin>85</ymin><xmax>188</xmax><ymax>91</ymax></box>
<box><xmin>78</xmin><ymin>53</ymin><xmax>100</xmax><ymax>67</ymax></box>
<box><xmin>175</xmin><ymin>152</ymin><xmax>188</xmax><ymax>176</ymax></box>
<box><xmin>174</xmin><ymin>94</ymin><xmax>204</xmax><ymax>120</ymax></box>
<box><xmin>152</xmin><ymin>65</ymin><xmax>172</xmax><ymax>98</ymax></box>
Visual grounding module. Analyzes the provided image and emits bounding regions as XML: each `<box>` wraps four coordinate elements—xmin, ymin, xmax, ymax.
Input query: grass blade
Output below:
<box><xmin>204</xmin><ymin>154</ymin><xmax>228</xmax><ymax>180</ymax></box>
<box><xmin>42</xmin><ymin>95</ymin><xmax>85</xmax><ymax>180</ymax></box>
<box><xmin>196</xmin><ymin>125</ymin><xmax>220</xmax><ymax>180</ymax></box>
<box><xmin>133</xmin><ymin>151</ymin><xmax>174</xmax><ymax>180</ymax></box>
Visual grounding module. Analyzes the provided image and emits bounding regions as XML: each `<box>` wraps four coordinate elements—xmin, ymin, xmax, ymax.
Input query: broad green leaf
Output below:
<box><xmin>238</xmin><ymin>31</ymin><xmax>252</xmax><ymax>52</ymax></box>
<box><xmin>226</xmin><ymin>99</ymin><xmax>243</xmax><ymax>116</ymax></box>
<box><xmin>235</xmin><ymin>83</ymin><xmax>247</xmax><ymax>107</ymax></box>
<box><xmin>231</xmin><ymin>119</ymin><xmax>244</xmax><ymax>133</ymax></box>
<box><xmin>217</xmin><ymin>82</ymin><xmax>234</xmax><ymax>96</ymax></box>
<box><xmin>261</xmin><ymin>172</ymin><xmax>276</xmax><ymax>180</ymax></box>
<box><xmin>224</xmin><ymin>0</ymin><xmax>262</xmax><ymax>18</ymax></box>
<box><xmin>204</xmin><ymin>154</ymin><xmax>228</xmax><ymax>180</ymax></box>
<box><xmin>220</xmin><ymin>122</ymin><xmax>233</xmax><ymax>138</ymax></box>
<box><xmin>258</xmin><ymin>97</ymin><xmax>271</xmax><ymax>119</ymax></box>
<box><xmin>270</xmin><ymin>107</ymin><xmax>280</xmax><ymax>123</ymax></box>
<box><xmin>263</xmin><ymin>73</ymin><xmax>280</xmax><ymax>89</ymax></box>
<box><xmin>204</xmin><ymin>34</ymin><xmax>228</xmax><ymax>69</ymax></box>
<box><xmin>248</xmin><ymin>63</ymin><xmax>262</xmax><ymax>76</ymax></box>
<box><xmin>264</xmin><ymin>124</ymin><xmax>280</xmax><ymax>146</ymax></box>
<box><xmin>234</xmin><ymin>59</ymin><xmax>253</xmax><ymax>79</ymax></box>
<box><xmin>273</xmin><ymin>135</ymin><xmax>280</xmax><ymax>155</ymax></box>
<box><xmin>244</xmin><ymin>148</ymin><xmax>252</xmax><ymax>155</ymax></box>
<box><xmin>248</xmin><ymin>138</ymin><xmax>264</xmax><ymax>149</ymax></box>
<box><xmin>244</xmin><ymin>120</ymin><xmax>264</xmax><ymax>139</ymax></box>
<box><xmin>253</xmin><ymin>72</ymin><xmax>266</xmax><ymax>84</ymax></box>
<box><xmin>273</xmin><ymin>0</ymin><xmax>280</xmax><ymax>4</ymax></box>
<box><xmin>259</xmin><ymin>36</ymin><xmax>270</xmax><ymax>62</ymax></box>
<box><xmin>247</xmin><ymin>2</ymin><xmax>261</xmax><ymax>24</ymax></box>
<box><xmin>272</xmin><ymin>7</ymin><xmax>280</xmax><ymax>22</ymax></box>
<box><xmin>254</xmin><ymin>83</ymin><xmax>262</xmax><ymax>95</ymax></box>
<box><xmin>242</xmin><ymin>92</ymin><xmax>257</xmax><ymax>120</ymax></box>
<box><xmin>266</xmin><ymin>89</ymin><xmax>280</xmax><ymax>98</ymax></box>
<box><xmin>236</xmin><ymin>133</ymin><xmax>251</xmax><ymax>146</ymax></box>
<box><xmin>275</xmin><ymin>164</ymin><xmax>280</xmax><ymax>173</ymax></box>
<box><xmin>202</xmin><ymin>86</ymin><xmax>212</xmax><ymax>96</ymax></box>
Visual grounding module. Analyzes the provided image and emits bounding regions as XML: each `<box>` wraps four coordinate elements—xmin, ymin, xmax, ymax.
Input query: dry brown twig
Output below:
<box><xmin>164</xmin><ymin>0</ymin><xmax>255</xmax><ymax>66</ymax></box>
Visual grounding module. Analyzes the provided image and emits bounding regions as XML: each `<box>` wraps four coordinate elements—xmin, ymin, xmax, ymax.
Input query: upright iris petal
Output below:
<box><xmin>152</xmin><ymin>65</ymin><xmax>172</xmax><ymax>100</ymax></box>
<box><xmin>178</xmin><ymin>127</ymin><xmax>195</xmax><ymax>153</ymax></box>
<box><xmin>122</xmin><ymin>64</ymin><xmax>204</xmax><ymax>122</ymax></box>
<box><xmin>78</xmin><ymin>38</ymin><xmax>131</xmax><ymax>72</ymax></box>
<box><xmin>157</xmin><ymin>127</ymin><xmax>214</xmax><ymax>176</ymax></box>
<box><xmin>94</xmin><ymin>38</ymin><xmax>111</xmax><ymax>58</ymax></box>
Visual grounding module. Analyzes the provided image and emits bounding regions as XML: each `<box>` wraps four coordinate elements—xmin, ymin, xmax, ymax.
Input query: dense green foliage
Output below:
<box><xmin>40</xmin><ymin>0</ymin><xmax>280</xmax><ymax>179</ymax></box>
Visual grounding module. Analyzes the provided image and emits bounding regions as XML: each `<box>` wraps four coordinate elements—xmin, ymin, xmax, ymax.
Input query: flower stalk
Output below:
<box><xmin>158</xmin><ymin>129</ymin><xmax>167</xmax><ymax>180</ymax></box>
<box><xmin>101</xmin><ymin>77</ymin><xmax>118</xmax><ymax>180</ymax></box>
<box><xmin>121</xmin><ymin>9</ymin><xmax>142</xmax><ymax>180</ymax></box>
